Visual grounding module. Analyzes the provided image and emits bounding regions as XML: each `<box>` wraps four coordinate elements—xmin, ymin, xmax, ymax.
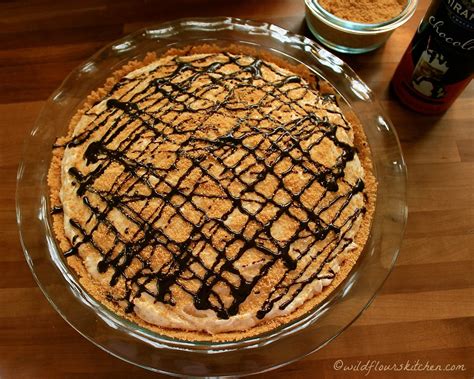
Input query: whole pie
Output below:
<box><xmin>48</xmin><ymin>45</ymin><xmax>376</xmax><ymax>341</ymax></box>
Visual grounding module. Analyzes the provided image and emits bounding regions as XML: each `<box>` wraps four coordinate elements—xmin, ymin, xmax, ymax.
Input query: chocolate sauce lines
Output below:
<box><xmin>60</xmin><ymin>52</ymin><xmax>366</xmax><ymax>321</ymax></box>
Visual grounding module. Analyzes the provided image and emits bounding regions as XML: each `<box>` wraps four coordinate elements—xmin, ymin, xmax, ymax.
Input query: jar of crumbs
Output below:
<box><xmin>391</xmin><ymin>0</ymin><xmax>474</xmax><ymax>114</ymax></box>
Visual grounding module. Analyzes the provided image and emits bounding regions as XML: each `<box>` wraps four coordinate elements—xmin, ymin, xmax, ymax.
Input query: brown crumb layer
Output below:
<box><xmin>319</xmin><ymin>0</ymin><xmax>407</xmax><ymax>23</ymax></box>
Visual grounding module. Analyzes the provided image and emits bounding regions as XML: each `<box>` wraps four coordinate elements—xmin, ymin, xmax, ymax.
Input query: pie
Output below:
<box><xmin>48</xmin><ymin>45</ymin><xmax>376</xmax><ymax>341</ymax></box>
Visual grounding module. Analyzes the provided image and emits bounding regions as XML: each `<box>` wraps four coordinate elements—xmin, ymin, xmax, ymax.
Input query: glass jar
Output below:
<box><xmin>305</xmin><ymin>0</ymin><xmax>419</xmax><ymax>54</ymax></box>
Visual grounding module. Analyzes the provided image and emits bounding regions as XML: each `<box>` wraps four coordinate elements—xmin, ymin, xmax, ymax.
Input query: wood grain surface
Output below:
<box><xmin>1</xmin><ymin>1</ymin><xmax>473</xmax><ymax>378</ymax></box>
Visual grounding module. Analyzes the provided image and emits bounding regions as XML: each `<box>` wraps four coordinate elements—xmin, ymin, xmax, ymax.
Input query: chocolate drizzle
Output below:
<box><xmin>51</xmin><ymin>205</ymin><xmax>63</xmax><ymax>215</ymax></box>
<box><xmin>58</xmin><ymin>52</ymin><xmax>367</xmax><ymax>321</ymax></box>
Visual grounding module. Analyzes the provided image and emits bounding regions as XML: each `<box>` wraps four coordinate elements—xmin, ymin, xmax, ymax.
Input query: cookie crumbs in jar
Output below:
<box><xmin>304</xmin><ymin>0</ymin><xmax>417</xmax><ymax>54</ymax></box>
<box><xmin>319</xmin><ymin>0</ymin><xmax>408</xmax><ymax>24</ymax></box>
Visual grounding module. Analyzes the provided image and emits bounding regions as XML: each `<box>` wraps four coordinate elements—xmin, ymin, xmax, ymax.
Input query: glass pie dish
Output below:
<box><xmin>16</xmin><ymin>17</ymin><xmax>407</xmax><ymax>377</ymax></box>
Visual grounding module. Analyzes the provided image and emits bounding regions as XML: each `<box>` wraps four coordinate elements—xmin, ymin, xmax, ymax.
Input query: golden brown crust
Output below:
<box><xmin>48</xmin><ymin>44</ymin><xmax>376</xmax><ymax>342</ymax></box>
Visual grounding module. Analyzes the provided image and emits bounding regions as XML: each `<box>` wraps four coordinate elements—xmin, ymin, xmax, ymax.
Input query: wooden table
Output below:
<box><xmin>1</xmin><ymin>1</ymin><xmax>472</xmax><ymax>378</ymax></box>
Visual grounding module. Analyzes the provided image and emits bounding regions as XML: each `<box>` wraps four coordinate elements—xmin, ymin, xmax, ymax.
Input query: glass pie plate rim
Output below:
<box><xmin>16</xmin><ymin>16</ymin><xmax>407</xmax><ymax>377</ymax></box>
